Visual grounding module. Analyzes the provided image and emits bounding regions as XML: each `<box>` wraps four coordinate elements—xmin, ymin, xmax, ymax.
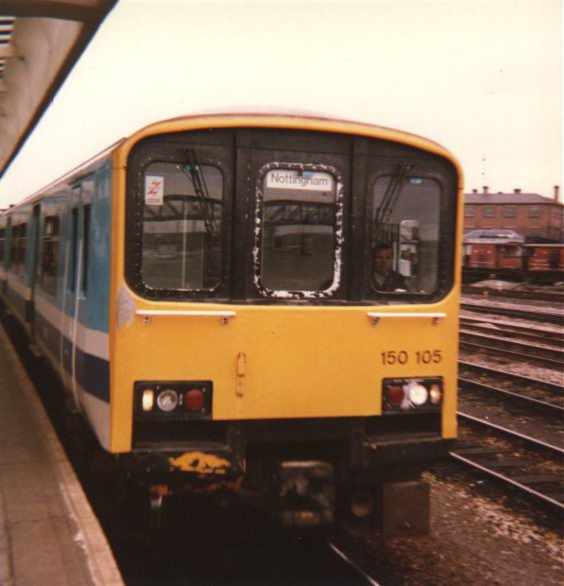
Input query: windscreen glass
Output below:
<box><xmin>141</xmin><ymin>161</ymin><xmax>223</xmax><ymax>290</ymax></box>
<box><xmin>258</xmin><ymin>166</ymin><xmax>339</xmax><ymax>294</ymax></box>
<box><xmin>369</xmin><ymin>175</ymin><xmax>441</xmax><ymax>295</ymax></box>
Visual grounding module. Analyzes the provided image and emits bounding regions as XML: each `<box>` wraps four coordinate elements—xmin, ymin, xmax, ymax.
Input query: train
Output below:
<box><xmin>462</xmin><ymin>229</ymin><xmax>564</xmax><ymax>284</ymax></box>
<box><xmin>0</xmin><ymin>113</ymin><xmax>462</xmax><ymax>535</ymax></box>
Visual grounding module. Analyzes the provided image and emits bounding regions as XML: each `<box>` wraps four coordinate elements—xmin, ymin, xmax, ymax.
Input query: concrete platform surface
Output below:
<box><xmin>0</xmin><ymin>325</ymin><xmax>123</xmax><ymax>586</ymax></box>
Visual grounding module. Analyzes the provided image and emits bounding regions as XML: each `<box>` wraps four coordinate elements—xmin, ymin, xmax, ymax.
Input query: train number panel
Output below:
<box><xmin>0</xmin><ymin>114</ymin><xmax>462</xmax><ymax>535</ymax></box>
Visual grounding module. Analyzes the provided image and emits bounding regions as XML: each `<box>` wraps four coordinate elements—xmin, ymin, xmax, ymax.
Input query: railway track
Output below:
<box><xmin>329</xmin><ymin>542</ymin><xmax>381</xmax><ymax>586</ymax></box>
<box><xmin>459</xmin><ymin>316</ymin><xmax>564</xmax><ymax>346</ymax></box>
<box><xmin>461</xmin><ymin>301</ymin><xmax>564</xmax><ymax>326</ymax></box>
<box><xmin>451</xmin><ymin>377</ymin><xmax>564</xmax><ymax>512</ymax></box>
<box><xmin>459</xmin><ymin>329</ymin><xmax>564</xmax><ymax>370</ymax></box>
<box><xmin>459</xmin><ymin>361</ymin><xmax>564</xmax><ymax>410</ymax></box>
<box><xmin>452</xmin><ymin>415</ymin><xmax>564</xmax><ymax>512</ymax></box>
<box><xmin>458</xmin><ymin>379</ymin><xmax>563</xmax><ymax>453</ymax></box>
<box><xmin>462</xmin><ymin>286</ymin><xmax>564</xmax><ymax>304</ymax></box>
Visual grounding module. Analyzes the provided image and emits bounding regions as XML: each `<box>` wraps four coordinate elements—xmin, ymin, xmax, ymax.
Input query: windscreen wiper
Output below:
<box><xmin>180</xmin><ymin>149</ymin><xmax>217</xmax><ymax>239</ymax></box>
<box><xmin>375</xmin><ymin>162</ymin><xmax>414</xmax><ymax>224</ymax></box>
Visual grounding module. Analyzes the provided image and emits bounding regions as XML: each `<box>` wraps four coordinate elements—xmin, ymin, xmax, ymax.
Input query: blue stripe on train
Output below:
<box><xmin>34</xmin><ymin>308</ymin><xmax>110</xmax><ymax>403</ymax></box>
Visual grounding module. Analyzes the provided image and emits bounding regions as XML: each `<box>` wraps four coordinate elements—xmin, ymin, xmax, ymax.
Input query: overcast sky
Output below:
<box><xmin>0</xmin><ymin>0</ymin><xmax>561</xmax><ymax>205</ymax></box>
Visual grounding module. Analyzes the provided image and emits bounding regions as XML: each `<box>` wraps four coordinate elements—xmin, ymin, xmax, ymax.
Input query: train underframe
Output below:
<box><xmin>120</xmin><ymin>416</ymin><xmax>453</xmax><ymax>536</ymax></box>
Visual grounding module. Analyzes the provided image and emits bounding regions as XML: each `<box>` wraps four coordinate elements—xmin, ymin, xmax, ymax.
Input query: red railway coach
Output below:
<box><xmin>462</xmin><ymin>230</ymin><xmax>524</xmax><ymax>281</ymax></box>
<box><xmin>524</xmin><ymin>243</ymin><xmax>564</xmax><ymax>283</ymax></box>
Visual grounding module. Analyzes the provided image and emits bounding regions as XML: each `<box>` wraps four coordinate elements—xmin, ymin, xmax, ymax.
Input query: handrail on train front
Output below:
<box><xmin>136</xmin><ymin>309</ymin><xmax>237</xmax><ymax>325</ymax></box>
<box><xmin>366</xmin><ymin>312</ymin><xmax>446</xmax><ymax>326</ymax></box>
<box><xmin>135</xmin><ymin>309</ymin><xmax>445</xmax><ymax>326</ymax></box>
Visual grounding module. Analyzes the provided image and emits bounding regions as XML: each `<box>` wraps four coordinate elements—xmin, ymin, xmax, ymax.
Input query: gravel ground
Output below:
<box><xmin>344</xmin><ymin>472</ymin><xmax>563</xmax><ymax>585</ymax></box>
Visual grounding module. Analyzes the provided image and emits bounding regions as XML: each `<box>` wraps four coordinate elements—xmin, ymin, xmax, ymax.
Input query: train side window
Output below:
<box><xmin>40</xmin><ymin>216</ymin><xmax>60</xmax><ymax>297</ymax></box>
<box><xmin>0</xmin><ymin>228</ymin><xmax>4</xmax><ymax>268</ymax></box>
<box><xmin>82</xmin><ymin>205</ymin><xmax>91</xmax><ymax>294</ymax></box>
<box><xmin>11</xmin><ymin>225</ymin><xmax>17</xmax><ymax>273</ymax></box>
<box><xmin>255</xmin><ymin>165</ymin><xmax>340</xmax><ymax>295</ymax></box>
<box><xmin>141</xmin><ymin>161</ymin><xmax>224</xmax><ymax>290</ymax></box>
<box><xmin>69</xmin><ymin>208</ymin><xmax>79</xmax><ymax>291</ymax></box>
<box><xmin>464</xmin><ymin>207</ymin><xmax>475</xmax><ymax>217</ymax></box>
<box><xmin>368</xmin><ymin>176</ymin><xmax>441</xmax><ymax>295</ymax></box>
<box><xmin>11</xmin><ymin>223</ymin><xmax>27</xmax><ymax>276</ymax></box>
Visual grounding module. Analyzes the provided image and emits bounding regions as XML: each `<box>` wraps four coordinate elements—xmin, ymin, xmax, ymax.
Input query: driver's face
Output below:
<box><xmin>374</xmin><ymin>248</ymin><xmax>393</xmax><ymax>274</ymax></box>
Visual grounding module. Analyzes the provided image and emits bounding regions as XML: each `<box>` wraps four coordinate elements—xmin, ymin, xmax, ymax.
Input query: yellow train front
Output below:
<box><xmin>105</xmin><ymin>114</ymin><xmax>462</xmax><ymax>533</ymax></box>
<box><xmin>0</xmin><ymin>113</ymin><xmax>462</xmax><ymax>533</ymax></box>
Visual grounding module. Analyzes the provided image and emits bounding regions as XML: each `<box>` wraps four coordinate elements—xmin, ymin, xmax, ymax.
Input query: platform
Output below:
<box><xmin>0</xmin><ymin>324</ymin><xmax>123</xmax><ymax>586</ymax></box>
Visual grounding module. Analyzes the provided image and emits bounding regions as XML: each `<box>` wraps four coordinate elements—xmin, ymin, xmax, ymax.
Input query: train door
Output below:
<box><xmin>62</xmin><ymin>186</ymin><xmax>84</xmax><ymax>411</ymax></box>
<box><xmin>235</xmin><ymin>129</ymin><xmax>352</xmax><ymax>301</ymax></box>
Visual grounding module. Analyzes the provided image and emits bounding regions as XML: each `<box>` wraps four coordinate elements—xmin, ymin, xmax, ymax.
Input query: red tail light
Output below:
<box><xmin>385</xmin><ymin>384</ymin><xmax>404</xmax><ymax>406</ymax></box>
<box><xmin>184</xmin><ymin>388</ymin><xmax>205</xmax><ymax>412</ymax></box>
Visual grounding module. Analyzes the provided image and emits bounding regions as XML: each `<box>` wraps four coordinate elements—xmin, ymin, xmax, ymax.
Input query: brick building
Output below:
<box><xmin>464</xmin><ymin>186</ymin><xmax>563</xmax><ymax>242</ymax></box>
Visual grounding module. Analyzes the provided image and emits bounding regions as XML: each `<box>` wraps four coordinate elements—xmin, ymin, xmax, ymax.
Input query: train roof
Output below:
<box><xmin>463</xmin><ymin>229</ymin><xmax>525</xmax><ymax>244</ymax></box>
<box><xmin>464</xmin><ymin>192</ymin><xmax>561</xmax><ymax>205</ymax></box>
<box><xmin>3</xmin><ymin>112</ymin><xmax>463</xmax><ymax>215</ymax></box>
<box><xmin>119</xmin><ymin>112</ymin><xmax>463</xmax><ymax>171</ymax></box>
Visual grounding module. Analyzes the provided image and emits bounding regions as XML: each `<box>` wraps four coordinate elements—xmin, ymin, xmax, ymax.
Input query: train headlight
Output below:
<box><xmin>429</xmin><ymin>384</ymin><xmax>442</xmax><ymax>405</ymax></box>
<box><xmin>382</xmin><ymin>378</ymin><xmax>442</xmax><ymax>413</ymax></box>
<box><xmin>135</xmin><ymin>381</ymin><xmax>213</xmax><ymax>419</ymax></box>
<box><xmin>141</xmin><ymin>389</ymin><xmax>155</xmax><ymax>412</ymax></box>
<box><xmin>406</xmin><ymin>381</ymin><xmax>428</xmax><ymax>406</ymax></box>
<box><xmin>156</xmin><ymin>389</ymin><xmax>179</xmax><ymax>412</ymax></box>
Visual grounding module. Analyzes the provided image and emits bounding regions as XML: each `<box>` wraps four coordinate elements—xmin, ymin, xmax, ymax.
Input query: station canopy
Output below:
<box><xmin>0</xmin><ymin>0</ymin><xmax>118</xmax><ymax>178</ymax></box>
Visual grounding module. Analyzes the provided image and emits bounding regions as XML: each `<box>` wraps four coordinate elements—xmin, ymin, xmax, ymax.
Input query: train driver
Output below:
<box><xmin>371</xmin><ymin>242</ymin><xmax>408</xmax><ymax>292</ymax></box>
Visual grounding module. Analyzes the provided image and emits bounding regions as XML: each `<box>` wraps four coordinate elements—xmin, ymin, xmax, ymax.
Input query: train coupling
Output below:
<box><xmin>276</xmin><ymin>461</ymin><xmax>335</xmax><ymax>529</ymax></box>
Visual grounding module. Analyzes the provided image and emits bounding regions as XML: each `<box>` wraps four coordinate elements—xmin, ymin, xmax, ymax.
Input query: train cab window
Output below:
<box><xmin>255</xmin><ymin>166</ymin><xmax>339</xmax><ymax>295</ymax></box>
<box><xmin>40</xmin><ymin>216</ymin><xmax>60</xmax><ymax>296</ymax></box>
<box><xmin>368</xmin><ymin>177</ymin><xmax>441</xmax><ymax>295</ymax></box>
<box><xmin>141</xmin><ymin>161</ymin><xmax>224</xmax><ymax>290</ymax></box>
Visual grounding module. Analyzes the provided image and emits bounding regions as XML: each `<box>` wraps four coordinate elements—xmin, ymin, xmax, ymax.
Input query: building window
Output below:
<box><xmin>464</xmin><ymin>207</ymin><xmax>475</xmax><ymax>217</ymax></box>
<box><xmin>483</xmin><ymin>206</ymin><xmax>496</xmax><ymax>218</ymax></box>
<box><xmin>502</xmin><ymin>206</ymin><xmax>516</xmax><ymax>218</ymax></box>
<box><xmin>528</xmin><ymin>206</ymin><xmax>540</xmax><ymax>218</ymax></box>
